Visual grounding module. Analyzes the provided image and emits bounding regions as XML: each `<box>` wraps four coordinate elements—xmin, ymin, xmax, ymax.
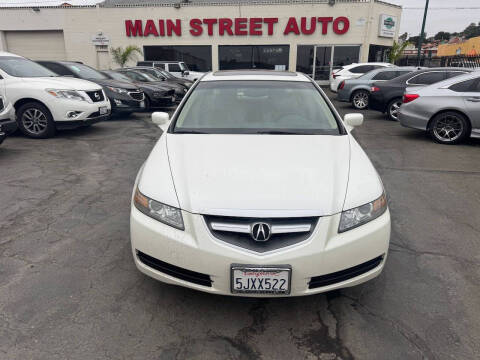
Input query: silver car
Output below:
<box><xmin>399</xmin><ymin>71</ymin><xmax>480</xmax><ymax>144</ymax></box>
<box><xmin>337</xmin><ymin>67</ymin><xmax>421</xmax><ymax>110</ymax></box>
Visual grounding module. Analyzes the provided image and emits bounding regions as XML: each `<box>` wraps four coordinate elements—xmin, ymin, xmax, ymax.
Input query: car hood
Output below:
<box><xmin>165</xmin><ymin>134</ymin><xmax>350</xmax><ymax>217</ymax></box>
<box><xmin>135</xmin><ymin>82</ymin><xmax>172</xmax><ymax>91</ymax></box>
<box><xmin>21</xmin><ymin>76</ymin><xmax>103</xmax><ymax>90</ymax></box>
<box><xmin>147</xmin><ymin>81</ymin><xmax>183</xmax><ymax>91</ymax></box>
<box><xmin>86</xmin><ymin>78</ymin><xmax>138</xmax><ymax>90</ymax></box>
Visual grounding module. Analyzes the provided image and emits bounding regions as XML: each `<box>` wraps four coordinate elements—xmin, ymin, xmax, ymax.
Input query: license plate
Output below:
<box><xmin>140</xmin><ymin>101</ymin><xmax>145</xmax><ymax>108</ymax></box>
<box><xmin>231</xmin><ymin>265</ymin><xmax>291</xmax><ymax>295</ymax></box>
<box><xmin>99</xmin><ymin>106</ymin><xmax>108</xmax><ymax>115</ymax></box>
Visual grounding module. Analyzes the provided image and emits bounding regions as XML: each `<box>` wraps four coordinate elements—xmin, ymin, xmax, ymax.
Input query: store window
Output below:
<box><xmin>296</xmin><ymin>45</ymin><xmax>314</xmax><ymax>76</ymax></box>
<box><xmin>368</xmin><ymin>45</ymin><xmax>390</xmax><ymax>62</ymax></box>
<box><xmin>143</xmin><ymin>45</ymin><xmax>212</xmax><ymax>72</ymax></box>
<box><xmin>219</xmin><ymin>45</ymin><xmax>289</xmax><ymax>70</ymax></box>
<box><xmin>332</xmin><ymin>46</ymin><xmax>360</xmax><ymax>71</ymax></box>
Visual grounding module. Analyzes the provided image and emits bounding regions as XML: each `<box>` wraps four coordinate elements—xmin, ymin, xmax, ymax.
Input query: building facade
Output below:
<box><xmin>0</xmin><ymin>0</ymin><xmax>401</xmax><ymax>82</ymax></box>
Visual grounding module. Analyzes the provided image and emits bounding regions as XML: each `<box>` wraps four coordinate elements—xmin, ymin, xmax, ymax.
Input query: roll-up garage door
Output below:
<box><xmin>5</xmin><ymin>30</ymin><xmax>66</xmax><ymax>60</ymax></box>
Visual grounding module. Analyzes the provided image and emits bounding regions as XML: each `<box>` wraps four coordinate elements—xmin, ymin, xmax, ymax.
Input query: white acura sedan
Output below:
<box><xmin>130</xmin><ymin>71</ymin><xmax>390</xmax><ymax>297</ymax></box>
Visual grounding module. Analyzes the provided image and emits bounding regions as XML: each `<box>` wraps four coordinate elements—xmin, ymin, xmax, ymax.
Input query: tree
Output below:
<box><xmin>110</xmin><ymin>45</ymin><xmax>143</xmax><ymax>68</ymax></box>
<box><xmin>462</xmin><ymin>22</ymin><xmax>480</xmax><ymax>39</ymax></box>
<box><xmin>399</xmin><ymin>32</ymin><xmax>408</xmax><ymax>43</ymax></box>
<box><xmin>434</xmin><ymin>31</ymin><xmax>451</xmax><ymax>41</ymax></box>
<box><xmin>388</xmin><ymin>40</ymin><xmax>411</xmax><ymax>64</ymax></box>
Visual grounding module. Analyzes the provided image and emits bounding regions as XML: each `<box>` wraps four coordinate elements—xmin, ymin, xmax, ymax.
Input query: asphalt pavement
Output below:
<box><xmin>0</xmin><ymin>92</ymin><xmax>479</xmax><ymax>360</ymax></box>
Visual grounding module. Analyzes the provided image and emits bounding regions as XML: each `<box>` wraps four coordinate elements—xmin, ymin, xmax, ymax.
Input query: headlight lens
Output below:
<box><xmin>133</xmin><ymin>188</ymin><xmax>184</xmax><ymax>230</ymax></box>
<box><xmin>107</xmin><ymin>87</ymin><xmax>129</xmax><ymax>94</ymax></box>
<box><xmin>338</xmin><ymin>193</ymin><xmax>387</xmax><ymax>233</ymax></box>
<box><xmin>46</xmin><ymin>89</ymin><xmax>86</xmax><ymax>102</ymax></box>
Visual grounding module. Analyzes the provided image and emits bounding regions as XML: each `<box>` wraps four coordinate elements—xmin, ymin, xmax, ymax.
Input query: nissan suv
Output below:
<box><xmin>38</xmin><ymin>61</ymin><xmax>145</xmax><ymax>115</ymax></box>
<box><xmin>0</xmin><ymin>52</ymin><xmax>110</xmax><ymax>138</ymax></box>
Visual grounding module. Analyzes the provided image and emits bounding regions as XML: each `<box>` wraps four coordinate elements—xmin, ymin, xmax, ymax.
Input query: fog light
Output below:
<box><xmin>114</xmin><ymin>99</ymin><xmax>122</xmax><ymax>106</ymax></box>
<box><xmin>66</xmin><ymin>111</ymin><xmax>82</xmax><ymax>119</ymax></box>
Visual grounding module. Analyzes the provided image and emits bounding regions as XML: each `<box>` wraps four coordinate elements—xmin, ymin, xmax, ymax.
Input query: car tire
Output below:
<box><xmin>386</xmin><ymin>98</ymin><xmax>403</xmax><ymax>121</ymax></box>
<box><xmin>428</xmin><ymin>111</ymin><xmax>470</xmax><ymax>145</ymax></box>
<box><xmin>17</xmin><ymin>102</ymin><xmax>56</xmax><ymax>139</ymax></box>
<box><xmin>351</xmin><ymin>90</ymin><xmax>369</xmax><ymax>110</ymax></box>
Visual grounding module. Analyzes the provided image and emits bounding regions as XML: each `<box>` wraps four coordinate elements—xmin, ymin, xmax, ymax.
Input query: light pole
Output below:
<box><xmin>416</xmin><ymin>0</ymin><xmax>430</xmax><ymax>66</ymax></box>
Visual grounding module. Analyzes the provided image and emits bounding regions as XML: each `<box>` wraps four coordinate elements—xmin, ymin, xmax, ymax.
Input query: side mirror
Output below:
<box><xmin>183</xmin><ymin>70</ymin><xmax>190</xmax><ymax>76</ymax></box>
<box><xmin>344</xmin><ymin>113</ymin><xmax>363</xmax><ymax>130</ymax></box>
<box><xmin>152</xmin><ymin>112</ymin><xmax>170</xmax><ymax>131</ymax></box>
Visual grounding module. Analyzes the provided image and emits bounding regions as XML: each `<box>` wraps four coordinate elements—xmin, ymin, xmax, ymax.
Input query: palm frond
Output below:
<box><xmin>110</xmin><ymin>45</ymin><xmax>143</xmax><ymax>68</ymax></box>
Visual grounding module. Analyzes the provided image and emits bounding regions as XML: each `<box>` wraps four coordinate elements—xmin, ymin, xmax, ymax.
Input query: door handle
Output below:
<box><xmin>466</xmin><ymin>97</ymin><xmax>480</xmax><ymax>102</ymax></box>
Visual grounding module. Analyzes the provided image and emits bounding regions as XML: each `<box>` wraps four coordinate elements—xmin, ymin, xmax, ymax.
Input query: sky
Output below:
<box><xmin>0</xmin><ymin>0</ymin><xmax>478</xmax><ymax>38</ymax></box>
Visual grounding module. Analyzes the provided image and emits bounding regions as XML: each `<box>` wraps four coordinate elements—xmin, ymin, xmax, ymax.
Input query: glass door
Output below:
<box><xmin>332</xmin><ymin>45</ymin><xmax>361</xmax><ymax>73</ymax></box>
<box><xmin>313</xmin><ymin>46</ymin><xmax>332</xmax><ymax>83</ymax></box>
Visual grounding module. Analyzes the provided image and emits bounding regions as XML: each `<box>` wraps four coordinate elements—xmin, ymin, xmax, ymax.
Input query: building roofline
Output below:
<box><xmin>0</xmin><ymin>0</ymin><xmax>402</xmax><ymax>10</ymax></box>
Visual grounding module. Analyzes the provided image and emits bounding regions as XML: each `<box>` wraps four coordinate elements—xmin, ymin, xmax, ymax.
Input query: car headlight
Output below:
<box><xmin>106</xmin><ymin>87</ymin><xmax>129</xmax><ymax>94</ymax></box>
<box><xmin>338</xmin><ymin>193</ymin><xmax>387</xmax><ymax>233</ymax></box>
<box><xmin>46</xmin><ymin>89</ymin><xmax>86</xmax><ymax>102</ymax></box>
<box><xmin>134</xmin><ymin>187</ymin><xmax>184</xmax><ymax>230</ymax></box>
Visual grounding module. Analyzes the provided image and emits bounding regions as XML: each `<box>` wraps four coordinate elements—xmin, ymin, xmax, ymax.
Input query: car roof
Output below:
<box><xmin>386</xmin><ymin>67</ymin><xmax>474</xmax><ymax>83</ymax></box>
<box><xmin>201</xmin><ymin>70</ymin><xmax>311</xmax><ymax>82</ymax></box>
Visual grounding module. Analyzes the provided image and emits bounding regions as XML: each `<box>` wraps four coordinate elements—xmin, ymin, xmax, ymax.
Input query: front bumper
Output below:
<box><xmin>55</xmin><ymin>114</ymin><xmax>109</xmax><ymax>130</ymax></box>
<box><xmin>49</xmin><ymin>97</ymin><xmax>111</xmax><ymax>123</ymax></box>
<box><xmin>368</xmin><ymin>95</ymin><xmax>386</xmax><ymax>113</ymax></box>
<box><xmin>110</xmin><ymin>97</ymin><xmax>144</xmax><ymax>113</ymax></box>
<box><xmin>130</xmin><ymin>206</ymin><xmax>390</xmax><ymax>297</ymax></box>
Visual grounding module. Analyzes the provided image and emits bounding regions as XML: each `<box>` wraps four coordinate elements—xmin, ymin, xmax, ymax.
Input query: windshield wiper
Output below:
<box><xmin>174</xmin><ymin>130</ymin><xmax>208</xmax><ymax>134</ymax></box>
<box><xmin>254</xmin><ymin>130</ymin><xmax>305</xmax><ymax>135</ymax></box>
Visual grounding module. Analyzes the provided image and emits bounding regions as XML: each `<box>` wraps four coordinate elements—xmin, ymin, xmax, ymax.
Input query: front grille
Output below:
<box><xmin>204</xmin><ymin>215</ymin><xmax>319</xmax><ymax>253</ymax></box>
<box><xmin>137</xmin><ymin>251</ymin><xmax>212</xmax><ymax>287</ymax></box>
<box><xmin>166</xmin><ymin>89</ymin><xmax>175</xmax><ymax>96</ymax></box>
<box><xmin>85</xmin><ymin>90</ymin><xmax>105</xmax><ymax>102</ymax></box>
<box><xmin>309</xmin><ymin>256</ymin><xmax>384</xmax><ymax>289</ymax></box>
<box><xmin>128</xmin><ymin>91</ymin><xmax>144</xmax><ymax>101</ymax></box>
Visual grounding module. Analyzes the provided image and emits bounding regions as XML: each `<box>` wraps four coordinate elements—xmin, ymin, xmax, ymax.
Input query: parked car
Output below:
<box><xmin>136</xmin><ymin>61</ymin><xmax>204</xmax><ymax>82</ymax></box>
<box><xmin>0</xmin><ymin>52</ymin><xmax>110</xmax><ymax>138</ymax></box>
<box><xmin>330</xmin><ymin>62</ymin><xmax>394</xmax><ymax>92</ymax></box>
<box><xmin>369</xmin><ymin>68</ymin><xmax>473</xmax><ymax>121</ymax></box>
<box><xmin>337</xmin><ymin>67</ymin><xmax>421</xmax><ymax>110</ymax></box>
<box><xmin>399</xmin><ymin>72</ymin><xmax>480</xmax><ymax>144</ymax></box>
<box><xmin>114</xmin><ymin>69</ymin><xmax>183</xmax><ymax>106</ymax></box>
<box><xmin>131</xmin><ymin>70</ymin><xmax>390</xmax><ymax>297</ymax></box>
<box><xmin>0</xmin><ymin>96</ymin><xmax>17</xmax><ymax>145</ymax></box>
<box><xmin>102</xmin><ymin>70</ymin><xmax>178</xmax><ymax>109</ymax></box>
<box><xmin>37</xmin><ymin>61</ymin><xmax>144</xmax><ymax>115</ymax></box>
<box><xmin>0</xmin><ymin>93</ymin><xmax>17</xmax><ymax>142</ymax></box>
<box><xmin>127</xmin><ymin>66</ymin><xmax>193</xmax><ymax>88</ymax></box>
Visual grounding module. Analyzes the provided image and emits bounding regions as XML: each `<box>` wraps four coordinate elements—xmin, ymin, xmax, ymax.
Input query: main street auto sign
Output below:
<box><xmin>378</xmin><ymin>14</ymin><xmax>397</xmax><ymax>38</ymax></box>
<box><xmin>125</xmin><ymin>17</ymin><xmax>350</xmax><ymax>37</ymax></box>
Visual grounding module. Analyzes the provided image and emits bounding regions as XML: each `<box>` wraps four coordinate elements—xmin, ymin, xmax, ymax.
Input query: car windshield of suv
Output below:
<box><xmin>174</xmin><ymin>81</ymin><xmax>340</xmax><ymax>135</ymax></box>
<box><xmin>0</xmin><ymin>57</ymin><xmax>57</xmax><ymax>77</ymax></box>
<box><xmin>158</xmin><ymin>69</ymin><xmax>175</xmax><ymax>79</ymax></box>
<box><xmin>64</xmin><ymin>63</ymin><xmax>108</xmax><ymax>80</ymax></box>
<box><xmin>105</xmin><ymin>72</ymin><xmax>131</xmax><ymax>82</ymax></box>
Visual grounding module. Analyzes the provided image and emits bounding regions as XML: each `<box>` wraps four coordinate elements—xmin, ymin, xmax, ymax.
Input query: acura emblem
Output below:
<box><xmin>251</xmin><ymin>222</ymin><xmax>271</xmax><ymax>242</ymax></box>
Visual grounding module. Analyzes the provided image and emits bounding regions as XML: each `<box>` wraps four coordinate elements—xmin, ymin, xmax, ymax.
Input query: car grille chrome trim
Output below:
<box><xmin>210</xmin><ymin>222</ymin><xmax>311</xmax><ymax>235</ymax></box>
<box><xmin>204</xmin><ymin>215</ymin><xmax>319</xmax><ymax>253</ymax></box>
<box><xmin>128</xmin><ymin>91</ymin><xmax>144</xmax><ymax>101</ymax></box>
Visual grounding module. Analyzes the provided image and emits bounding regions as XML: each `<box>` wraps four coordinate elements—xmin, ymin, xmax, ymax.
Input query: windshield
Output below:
<box><xmin>64</xmin><ymin>63</ymin><xmax>108</xmax><ymax>80</ymax></box>
<box><xmin>158</xmin><ymin>69</ymin><xmax>175</xmax><ymax>79</ymax></box>
<box><xmin>0</xmin><ymin>57</ymin><xmax>57</xmax><ymax>77</ymax></box>
<box><xmin>105</xmin><ymin>71</ymin><xmax>131</xmax><ymax>82</ymax></box>
<box><xmin>173</xmin><ymin>81</ymin><xmax>340</xmax><ymax>135</ymax></box>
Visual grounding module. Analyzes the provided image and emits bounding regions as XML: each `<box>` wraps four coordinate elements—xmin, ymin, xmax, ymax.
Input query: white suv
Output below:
<box><xmin>330</xmin><ymin>62</ymin><xmax>394</xmax><ymax>92</ymax></box>
<box><xmin>0</xmin><ymin>52</ymin><xmax>111</xmax><ymax>138</ymax></box>
<box><xmin>137</xmin><ymin>61</ymin><xmax>204</xmax><ymax>82</ymax></box>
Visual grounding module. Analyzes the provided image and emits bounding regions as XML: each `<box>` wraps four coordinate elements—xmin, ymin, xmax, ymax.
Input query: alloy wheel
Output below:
<box><xmin>433</xmin><ymin>114</ymin><xmax>464</xmax><ymax>143</ymax></box>
<box><xmin>22</xmin><ymin>108</ymin><xmax>48</xmax><ymax>135</ymax></box>
<box><xmin>389</xmin><ymin>100</ymin><xmax>402</xmax><ymax>121</ymax></box>
<box><xmin>352</xmin><ymin>91</ymin><xmax>369</xmax><ymax>109</ymax></box>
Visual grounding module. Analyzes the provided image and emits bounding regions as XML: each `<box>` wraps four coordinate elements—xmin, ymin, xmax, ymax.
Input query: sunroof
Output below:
<box><xmin>213</xmin><ymin>70</ymin><xmax>297</xmax><ymax>76</ymax></box>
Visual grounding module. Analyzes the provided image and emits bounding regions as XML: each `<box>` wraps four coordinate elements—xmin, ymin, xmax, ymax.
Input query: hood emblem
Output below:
<box><xmin>251</xmin><ymin>222</ymin><xmax>271</xmax><ymax>242</ymax></box>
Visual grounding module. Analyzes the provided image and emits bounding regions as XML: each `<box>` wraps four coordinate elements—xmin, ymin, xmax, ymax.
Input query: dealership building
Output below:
<box><xmin>0</xmin><ymin>0</ymin><xmax>401</xmax><ymax>83</ymax></box>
